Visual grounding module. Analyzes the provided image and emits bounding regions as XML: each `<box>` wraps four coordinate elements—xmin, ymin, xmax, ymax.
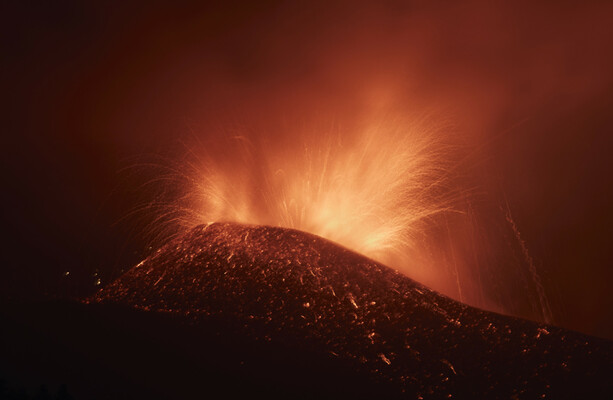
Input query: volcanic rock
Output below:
<box><xmin>94</xmin><ymin>222</ymin><xmax>613</xmax><ymax>398</ymax></box>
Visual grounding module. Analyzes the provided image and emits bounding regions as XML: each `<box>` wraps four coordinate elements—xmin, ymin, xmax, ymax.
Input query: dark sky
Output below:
<box><xmin>2</xmin><ymin>0</ymin><xmax>613</xmax><ymax>339</ymax></box>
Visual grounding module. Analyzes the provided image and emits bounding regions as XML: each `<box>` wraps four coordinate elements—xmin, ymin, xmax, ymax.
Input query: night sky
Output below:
<box><xmin>2</xmin><ymin>0</ymin><xmax>613</xmax><ymax>339</ymax></box>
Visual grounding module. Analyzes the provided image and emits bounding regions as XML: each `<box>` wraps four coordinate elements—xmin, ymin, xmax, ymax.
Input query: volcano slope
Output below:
<box><xmin>95</xmin><ymin>222</ymin><xmax>612</xmax><ymax>398</ymax></box>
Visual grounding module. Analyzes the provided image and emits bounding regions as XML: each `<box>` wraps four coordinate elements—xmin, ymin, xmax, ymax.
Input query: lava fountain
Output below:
<box><xmin>135</xmin><ymin>112</ymin><xmax>556</xmax><ymax>325</ymax></box>
<box><xmin>90</xmin><ymin>115</ymin><xmax>612</xmax><ymax>398</ymax></box>
<box><xmin>152</xmin><ymin>115</ymin><xmax>462</xmax><ymax>288</ymax></box>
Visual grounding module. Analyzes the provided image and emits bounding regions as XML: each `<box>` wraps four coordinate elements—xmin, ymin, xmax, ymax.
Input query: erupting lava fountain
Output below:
<box><xmin>94</xmin><ymin>118</ymin><xmax>611</xmax><ymax>397</ymax></box>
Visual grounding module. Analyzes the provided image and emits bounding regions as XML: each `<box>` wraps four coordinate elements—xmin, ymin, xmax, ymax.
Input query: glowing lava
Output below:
<box><xmin>145</xmin><ymin>114</ymin><xmax>553</xmax><ymax>325</ymax></box>
<box><xmin>163</xmin><ymin>116</ymin><xmax>458</xmax><ymax>276</ymax></box>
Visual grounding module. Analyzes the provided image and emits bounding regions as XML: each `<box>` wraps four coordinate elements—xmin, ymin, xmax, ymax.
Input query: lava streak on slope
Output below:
<box><xmin>95</xmin><ymin>222</ymin><xmax>612</xmax><ymax>398</ymax></box>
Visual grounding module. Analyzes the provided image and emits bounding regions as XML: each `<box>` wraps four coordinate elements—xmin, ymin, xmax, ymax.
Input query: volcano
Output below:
<box><xmin>88</xmin><ymin>222</ymin><xmax>612</xmax><ymax>398</ymax></box>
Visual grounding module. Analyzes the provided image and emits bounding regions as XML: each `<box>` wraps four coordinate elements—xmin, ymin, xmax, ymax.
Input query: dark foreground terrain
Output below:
<box><xmin>2</xmin><ymin>223</ymin><xmax>612</xmax><ymax>399</ymax></box>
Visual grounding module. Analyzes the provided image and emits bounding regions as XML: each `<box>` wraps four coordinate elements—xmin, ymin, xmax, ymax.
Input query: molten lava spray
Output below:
<box><xmin>160</xmin><ymin>115</ymin><xmax>458</xmax><ymax>275</ymax></box>
<box><xmin>142</xmin><ymin>112</ymin><xmax>554</xmax><ymax>325</ymax></box>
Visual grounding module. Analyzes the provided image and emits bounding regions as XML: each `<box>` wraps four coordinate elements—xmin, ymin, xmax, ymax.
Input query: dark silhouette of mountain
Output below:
<box><xmin>94</xmin><ymin>222</ymin><xmax>612</xmax><ymax>398</ymax></box>
<box><xmin>1</xmin><ymin>222</ymin><xmax>611</xmax><ymax>399</ymax></box>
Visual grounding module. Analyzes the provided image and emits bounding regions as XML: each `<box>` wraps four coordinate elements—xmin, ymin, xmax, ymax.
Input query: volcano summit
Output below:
<box><xmin>93</xmin><ymin>222</ymin><xmax>612</xmax><ymax>398</ymax></box>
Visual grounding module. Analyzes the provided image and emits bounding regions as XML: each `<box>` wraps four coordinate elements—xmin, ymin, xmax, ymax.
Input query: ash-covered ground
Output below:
<box><xmin>1</xmin><ymin>222</ymin><xmax>611</xmax><ymax>399</ymax></box>
<box><xmin>94</xmin><ymin>222</ymin><xmax>611</xmax><ymax>398</ymax></box>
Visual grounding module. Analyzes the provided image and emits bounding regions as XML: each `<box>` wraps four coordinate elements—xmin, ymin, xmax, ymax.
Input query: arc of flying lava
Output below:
<box><xmin>158</xmin><ymin>115</ymin><xmax>459</xmax><ymax>277</ymax></box>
